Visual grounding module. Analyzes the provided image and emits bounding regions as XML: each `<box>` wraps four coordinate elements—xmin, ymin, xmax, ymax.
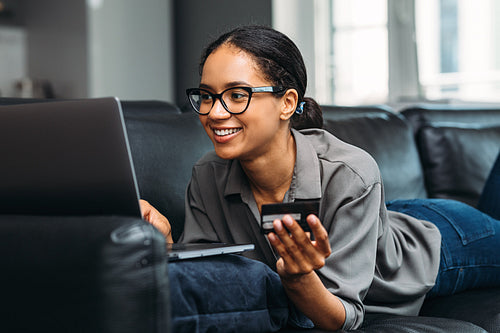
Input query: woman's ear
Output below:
<box><xmin>280</xmin><ymin>89</ymin><xmax>299</xmax><ymax>121</ymax></box>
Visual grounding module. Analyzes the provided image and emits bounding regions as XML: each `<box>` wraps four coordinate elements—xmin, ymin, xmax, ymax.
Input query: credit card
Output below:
<box><xmin>261</xmin><ymin>200</ymin><xmax>320</xmax><ymax>234</ymax></box>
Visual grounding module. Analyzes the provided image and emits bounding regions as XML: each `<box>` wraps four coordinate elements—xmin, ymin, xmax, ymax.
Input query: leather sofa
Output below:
<box><xmin>1</xmin><ymin>97</ymin><xmax>499</xmax><ymax>332</ymax></box>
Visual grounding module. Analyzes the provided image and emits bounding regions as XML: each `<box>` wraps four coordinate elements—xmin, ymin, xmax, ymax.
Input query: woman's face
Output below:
<box><xmin>199</xmin><ymin>44</ymin><xmax>293</xmax><ymax>162</ymax></box>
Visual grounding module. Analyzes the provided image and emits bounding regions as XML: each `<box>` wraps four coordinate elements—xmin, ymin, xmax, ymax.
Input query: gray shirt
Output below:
<box><xmin>179</xmin><ymin>128</ymin><xmax>441</xmax><ymax>330</ymax></box>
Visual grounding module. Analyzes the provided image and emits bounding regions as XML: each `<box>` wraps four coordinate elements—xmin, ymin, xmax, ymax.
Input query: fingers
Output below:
<box><xmin>140</xmin><ymin>199</ymin><xmax>153</xmax><ymax>221</ymax></box>
<box><xmin>307</xmin><ymin>214</ymin><xmax>332</xmax><ymax>257</ymax></box>
<box><xmin>268</xmin><ymin>214</ymin><xmax>331</xmax><ymax>275</ymax></box>
<box><xmin>276</xmin><ymin>214</ymin><xmax>331</xmax><ymax>257</ymax></box>
<box><xmin>139</xmin><ymin>199</ymin><xmax>173</xmax><ymax>243</ymax></box>
<box><xmin>268</xmin><ymin>229</ymin><xmax>306</xmax><ymax>275</ymax></box>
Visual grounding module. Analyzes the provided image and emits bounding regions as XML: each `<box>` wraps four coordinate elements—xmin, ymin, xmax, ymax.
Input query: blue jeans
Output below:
<box><xmin>168</xmin><ymin>255</ymin><xmax>313</xmax><ymax>332</ymax></box>
<box><xmin>387</xmin><ymin>199</ymin><xmax>500</xmax><ymax>298</ymax></box>
<box><xmin>478</xmin><ymin>149</ymin><xmax>500</xmax><ymax>220</ymax></box>
<box><xmin>387</xmin><ymin>152</ymin><xmax>500</xmax><ymax>298</ymax></box>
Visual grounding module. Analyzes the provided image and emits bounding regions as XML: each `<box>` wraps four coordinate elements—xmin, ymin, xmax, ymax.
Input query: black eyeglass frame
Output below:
<box><xmin>185</xmin><ymin>86</ymin><xmax>286</xmax><ymax>115</ymax></box>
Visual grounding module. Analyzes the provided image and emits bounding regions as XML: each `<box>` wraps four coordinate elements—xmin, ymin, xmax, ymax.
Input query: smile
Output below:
<box><xmin>213</xmin><ymin>128</ymin><xmax>242</xmax><ymax>136</ymax></box>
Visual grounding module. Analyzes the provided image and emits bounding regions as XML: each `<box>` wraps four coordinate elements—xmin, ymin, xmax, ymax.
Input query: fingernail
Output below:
<box><xmin>283</xmin><ymin>215</ymin><xmax>293</xmax><ymax>226</ymax></box>
<box><xmin>274</xmin><ymin>219</ymin><xmax>283</xmax><ymax>232</ymax></box>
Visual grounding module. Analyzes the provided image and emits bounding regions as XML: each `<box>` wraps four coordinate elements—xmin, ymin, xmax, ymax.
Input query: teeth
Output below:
<box><xmin>214</xmin><ymin>128</ymin><xmax>241</xmax><ymax>136</ymax></box>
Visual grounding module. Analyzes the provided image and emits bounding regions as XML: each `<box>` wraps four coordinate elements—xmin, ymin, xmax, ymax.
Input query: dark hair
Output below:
<box><xmin>199</xmin><ymin>25</ymin><xmax>323</xmax><ymax>130</ymax></box>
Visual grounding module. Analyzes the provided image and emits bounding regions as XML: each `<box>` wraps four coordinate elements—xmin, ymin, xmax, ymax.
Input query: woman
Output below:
<box><xmin>141</xmin><ymin>25</ymin><xmax>500</xmax><ymax>331</ymax></box>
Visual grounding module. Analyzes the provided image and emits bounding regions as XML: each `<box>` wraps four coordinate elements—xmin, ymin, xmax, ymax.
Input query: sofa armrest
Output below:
<box><xmin>0</xmin><ymin>215</ymin><xmax>170</xmax><ymax>333</ymax></box>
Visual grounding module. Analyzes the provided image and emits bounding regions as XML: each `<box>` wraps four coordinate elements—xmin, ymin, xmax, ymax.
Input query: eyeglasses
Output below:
<box><xmin>186</xmin><ymin>86</ymin><xmax>285</xmax><ymax>115</ymax></box>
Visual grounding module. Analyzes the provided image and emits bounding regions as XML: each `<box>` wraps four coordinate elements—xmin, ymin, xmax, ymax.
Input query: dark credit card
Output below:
<box><xmin>261</xmin><ymin>200</ymin><xmax>320</xmax><ymax>234</ymax></box>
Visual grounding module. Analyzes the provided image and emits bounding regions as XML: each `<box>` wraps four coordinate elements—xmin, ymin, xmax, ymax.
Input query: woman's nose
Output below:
<box><xmin>208</xmin><ymin>98</ymin><xmax>231</xmax><ymax>119</ymax></box>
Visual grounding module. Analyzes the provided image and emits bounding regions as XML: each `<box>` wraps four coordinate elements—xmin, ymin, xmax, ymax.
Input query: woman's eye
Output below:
<box><xmin>231</xmin><ymin>92</ymin><xmax>245</xmax><ymax>99</ymax></box>
<box><xmin>229</xmin><ymin>90</ymin><xmax>249</xmax><ymax>101</ymax></box>
<box><xmin>200</xmin><ymin>93</ymin><xmax>212</xmax><ymax>101</ymax></box>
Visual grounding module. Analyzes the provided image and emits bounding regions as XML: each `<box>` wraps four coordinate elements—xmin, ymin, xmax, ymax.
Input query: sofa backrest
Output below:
<box><xmin>322</xmin><ymin>105</ymin><xmax>427</xmax><ymax>202</ymax></box>
<box><xmin>7</xmin><ymin>98</ymin><xmax>496</xmax><ymax>236</ymax></box>
<box><xmin>0</xmin><ymin>97</ymin><xmax>180</xmax><ymax>116</ymax></box>
<box><xmin>125</xmin><ymin>104</ymin><xmax>429</xmax><ymax>240</ymax></box>
<box><xmin>401</xmin><ymin>105</ymin><xmax>500</xmax><ymax>207</ymax></box>
<box><xmin>402</xmin><ymin>104</ymin><xmax>500</xmax><ymax>134</ymax></box>
<box><xmin>121</xmin><ymin>100</ymin><xmax>181</xmax><ymax>117</ymax></box>
<box><xmin>123</xmin><ymin>110</ymin><xmax>213</xmax><ymax>241</ymax></box>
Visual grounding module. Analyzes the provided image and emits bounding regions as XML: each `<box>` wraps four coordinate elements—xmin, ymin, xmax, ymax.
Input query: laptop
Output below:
<box><xmin>0</xmin><ymin>97</ymin><xmax>254</xmax><ymax>259</ymax></box>
<box><xmin>0</xmin><ymin>97</ymin><xmax>142</xmax><ymax>217</ymax></box>
<box><xmin>167</xmin><ymin>243</ymin><xmax>255</xmax><ymax>261</ymax></box>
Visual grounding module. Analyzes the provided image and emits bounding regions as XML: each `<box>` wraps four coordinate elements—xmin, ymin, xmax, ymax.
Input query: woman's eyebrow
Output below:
<box><xmin>198</xmin><ymin>83</ymin><xmax>211</xmax><ymax>90</ymax></box>
<box><xmin>199</xmin><ymin>81</ymin><xmax>252</xmax><ymax>90</ymax></box>
<box><xmin>225</xmin><ymin>81</ymin><xmax>251</xmax><ymax>87</ymax></box>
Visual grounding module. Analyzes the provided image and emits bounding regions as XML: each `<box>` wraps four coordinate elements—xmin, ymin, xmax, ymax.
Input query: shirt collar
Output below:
<box><xmin>290</xmin><ymin>128</ymin><xmax>322</xmax><ymax>200</ymax></box>
<box><xmin>223</xmin><ymin>159</ymin><xmax>245</xmax><ymax>197</ymax></box>
<box><xmin>223</xmin><ymin>128</ymin><xmax>322</xmax><ymax>201</ymax></box>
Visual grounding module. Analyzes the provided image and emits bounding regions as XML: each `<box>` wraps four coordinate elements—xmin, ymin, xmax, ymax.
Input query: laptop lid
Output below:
<box><xmin>167</xmin><ymin>243</ymin><xmax>255</xmax><ymax>261</ymax></box>
<box><xmin>0</xmin><ymin>97</ymin><xmax>141</xmax><ymax>217</ymax></box>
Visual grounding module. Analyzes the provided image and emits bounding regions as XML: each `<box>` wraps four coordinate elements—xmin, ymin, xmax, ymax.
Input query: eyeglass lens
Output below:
<box><xmin>189</xmin><ymin>88</ymin><xmax>251</xmax><ymax>114</ymax></box>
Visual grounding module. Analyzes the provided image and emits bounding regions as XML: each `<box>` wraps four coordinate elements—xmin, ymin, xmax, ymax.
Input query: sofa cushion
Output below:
<box><xmin>416</xmin><ymin>124</ymin><xmax>500</xmax><ymax>207</ymax></box>
<box><xmin>323</xmin><ymin>113</ymin><xmax>427</xmax><ymax>201</ymax></box>
<box><xmin>124</xmin><ymin>111</ymin><xmax>213</xmax><ymax>241</ymax></box>
<box><xmin>280</xmin><ymin>314</ymin><xmax>487</xmax><ymax>332</ymax></box>
<box><xmin>420</xmin><ymin>288</ymin><xmax>500</xmax><ymax>333</ymax></box>
<box><xmin>360</xmin><ymin>314</ymin><xmax>487</xmax><ymax>333</ymax></box>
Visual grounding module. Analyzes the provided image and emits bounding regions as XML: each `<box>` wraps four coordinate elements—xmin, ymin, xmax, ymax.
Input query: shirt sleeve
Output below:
<box><xmin>318</xmin><ymin>180</ymin><xmax>384</xmax><ymax>330</ymax></box>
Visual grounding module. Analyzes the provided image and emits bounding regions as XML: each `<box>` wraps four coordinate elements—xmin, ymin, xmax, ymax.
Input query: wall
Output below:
<box><xmin>0</xmin><ymin>0</ymin><xmax>24</xmax><ymax>26</ymax></box>
<box><xmin>272</xmin><ymin>0</ymin><xmax>323</xmax><ymax>103</ymax></box>
<box><xmin>21</xmin><ymin>0</ymin><xmax>89</xmax><ymax>98</ymax></box>
<box><xmin>388</xmin><ymin>0</ymin><xmax>419</xmax><ymax>103</ymax></box>
<box><xmin>173</xmin><ymin>0</ymin><xmax>272</xmax><ymax>105</ymax></box>
<box><xmin>87</xmin><ymin>0</ymin><xmax>174</xmax><ymax>100</ymax></box>
<box><xmin>16</xmin><ymin>0</ymin><xmax>174</xmax><ymax>101</ymax></box>
<box><xmin>5</xmin><ymin>0</ymin><xmax>271</xmax><ymax>102</ymax></box>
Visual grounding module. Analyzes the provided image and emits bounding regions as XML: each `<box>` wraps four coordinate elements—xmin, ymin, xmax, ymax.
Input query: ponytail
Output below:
<box><xmin>290</xmin><ymin>97</ymin><xmax>323</xmax><ymax>130</ymax></box>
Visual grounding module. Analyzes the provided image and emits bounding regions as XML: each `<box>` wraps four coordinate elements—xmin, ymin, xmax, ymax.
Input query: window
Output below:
<box><xmin>416</xmin><ymin>0</ymin><xmax>500</xmax><ymax>102</ymax></box>
<box><xmin>330</xmin><ymin>0</ymin><xmax>389</xmax><ymax>105</ymax></box>
<box><xmin>274</xmin><ymin>0</ymin><xmax>398</xmax><ymax>106</ymax></box>
<box><xmin>274</xmin><ymin>0</ymin><xmax>500</xmax><ymax>105</ymax></box>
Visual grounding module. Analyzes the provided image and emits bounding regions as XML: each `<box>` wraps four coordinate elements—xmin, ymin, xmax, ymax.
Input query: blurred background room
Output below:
<box><xmin>0</xmin><ymin>0</ymin><xmax>499</xmax><ymax>110</ymax></box>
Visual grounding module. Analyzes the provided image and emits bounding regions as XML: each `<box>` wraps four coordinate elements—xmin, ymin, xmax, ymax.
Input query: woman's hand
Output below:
<box><xmin>267</xmin><ymin>214</ymin><xmax>331</xmax><ymax>279</ymax></box>
<box><xmin>140</xmin><ymin>199</ymin><xmax>173</xmax><ymax>243</ymax></box>
<box><xmin>267</xmin><ymin>215</ymin><xmax>345</xmax><ymax>330</ymax></box>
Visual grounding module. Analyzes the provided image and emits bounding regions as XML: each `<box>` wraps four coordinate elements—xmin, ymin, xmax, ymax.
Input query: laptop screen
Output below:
<box><xmin>0</xmin><ymin>97</ymin><xmax>141</xmax><ymax>217</ymax></box>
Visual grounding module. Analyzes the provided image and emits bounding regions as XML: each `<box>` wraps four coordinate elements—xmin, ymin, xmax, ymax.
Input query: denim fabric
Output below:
<box><xmin>387</xmin><ymin>199</ymin><xmax>500</xmax><ymax>299</ymax></box>
<box><xmin>478</xmin><ymin>149</ymin><xmax>500</xmax><ymax>220</ymax></box>
<box><xmin>169</xmin><ymin>254</ymin><xmax>313</xmax><ymax>333</ymax></box>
